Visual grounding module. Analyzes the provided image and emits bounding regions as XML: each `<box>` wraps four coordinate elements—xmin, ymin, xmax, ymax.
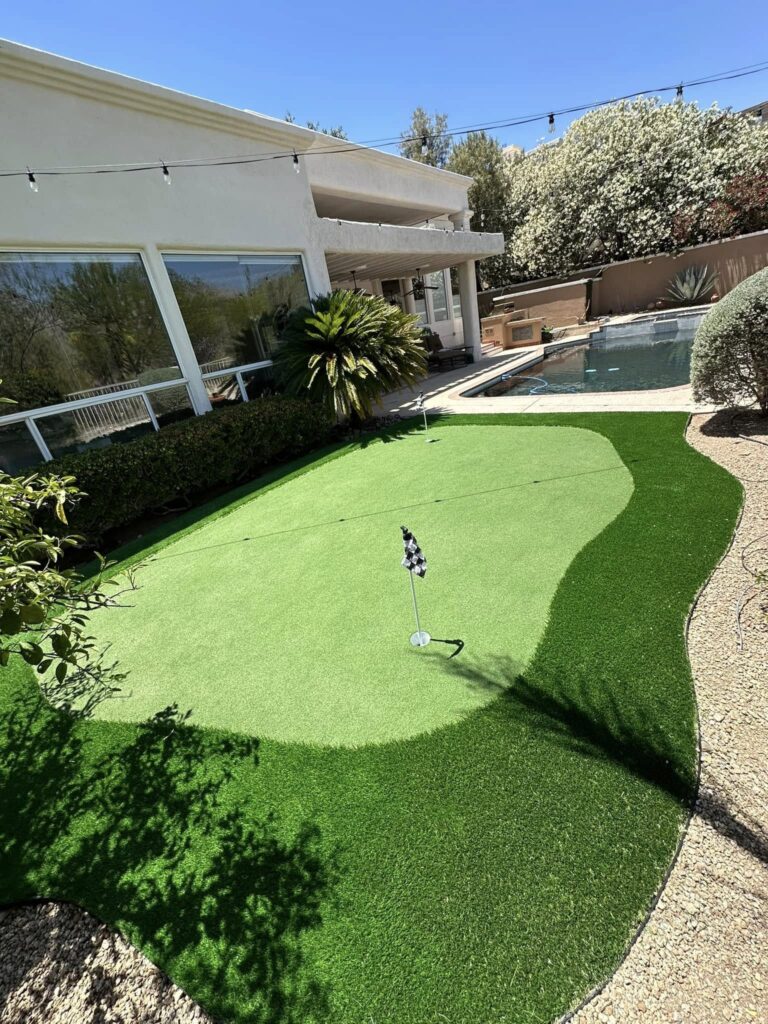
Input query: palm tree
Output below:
<box><xmin>274</xmin><ymin>290</ymin><xmax>427</xmax><ymax>422</ymax></box>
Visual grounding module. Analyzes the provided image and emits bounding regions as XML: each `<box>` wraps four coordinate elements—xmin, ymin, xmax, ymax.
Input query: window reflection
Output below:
<box><xmin>163</xmin><ymin>255</ymin><xmax>310</xmax><ymax>370</ymax></box>
<box><xmin>148</xmin><ymin>384</ymin><xmax>195</xmax><ymax>427</ymax></box>
<box><xmin>0</xmin><ymin>253</ymin><xmax>180</xmax><ymax>413</ymax></box>
<box><xmin>0</xmin><ymin>421</ymin><xmax>43</xmax><ymax>474</ymax></box>
<box><xmin>204</xmin><ymin>374</ymin><xmax>243</xmax><ymax>407</ymax></box>
<box><xmin>37</xmin><ymin>396</ymin><xmax>155</xmax><ymax>459</ymax></box>
<box><xmin>430</xmin><ymin>271</ymin><xmax>449</xmax><ymax>322</ymax></box>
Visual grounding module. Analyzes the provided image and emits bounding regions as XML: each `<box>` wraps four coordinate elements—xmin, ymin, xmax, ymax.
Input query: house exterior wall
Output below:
<box><xmin>0</xmin><ymin>41</ymin><xmax>501</xmax><ymax>467</ymax></box>
<box><xmin>0</xmin><ymin>62</ymin><xmax>332</xmax><ymax>296</ymax></box>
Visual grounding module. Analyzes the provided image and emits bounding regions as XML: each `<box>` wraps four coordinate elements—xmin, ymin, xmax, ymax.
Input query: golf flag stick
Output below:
<box><xmin>415</xmin><ymin>392</ymin><xmax>431</xmax><ymax>441</ymax></box>
<box><xmin>401</xmin><ymin>526</ymin><xmax>430</xmax><ymax>647</ymax></box>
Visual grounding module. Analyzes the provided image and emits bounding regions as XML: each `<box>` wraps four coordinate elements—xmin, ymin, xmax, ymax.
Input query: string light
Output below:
<box><xmin>293</xmin><ymin>151</ymin><xmax>300</xmax><ymax>174</ymax></box>
<box><xmin>26</xmin><ymin>167</ymin><xmax>38</xmax><ymax>192</ymax></box>
<box><xmin>5</xmin><ymin>58</ymin><xmax>768</xmax><ymax>189</ymax></box>
<box><xmin>548</xmin><ymin>113</ymin><xmax>555</xmax><ymax>134</ymax></box>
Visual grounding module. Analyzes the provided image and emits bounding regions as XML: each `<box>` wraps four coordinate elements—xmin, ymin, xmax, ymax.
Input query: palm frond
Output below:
<box><xmin>273</xmin><ymin>290</ymin><xmax>427</xmax><ymax>421</ymax></box>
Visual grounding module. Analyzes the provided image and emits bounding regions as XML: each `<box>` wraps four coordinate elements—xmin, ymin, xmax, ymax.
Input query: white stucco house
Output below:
<box><xmin>0</xmin><ymin>40</ymin><xmax>503</xmax><ymax>472</ymax></box>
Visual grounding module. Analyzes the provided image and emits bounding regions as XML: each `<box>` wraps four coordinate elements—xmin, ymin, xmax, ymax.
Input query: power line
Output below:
<box><xmin>3</xmin><ymin>58</ymin><xmax>768</xmax><ymax>184</ymax></box>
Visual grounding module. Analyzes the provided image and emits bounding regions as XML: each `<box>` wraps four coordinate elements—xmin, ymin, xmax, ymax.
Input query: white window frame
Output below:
<box><xmin>0</xmin><ymin>246</ymin><xmax>312</xmax><ymax>467</ymax></box>
<box><xmin>0</xmin><ymin>246</ymin><xmax>197</xmax><ymax>464</ymax></box>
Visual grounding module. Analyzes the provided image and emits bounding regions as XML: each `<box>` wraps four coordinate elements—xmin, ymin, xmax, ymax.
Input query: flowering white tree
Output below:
<box><xmin>505</xmin><ymin>99</ymin><xmax>768</xmax><ymax>279</ymax></box>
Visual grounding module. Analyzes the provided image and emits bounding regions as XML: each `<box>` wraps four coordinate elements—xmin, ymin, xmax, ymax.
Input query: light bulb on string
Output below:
<box><xmin>421</xmin><ymin>135</ymin><xmax>428</xmax><ymax>156</ymax></box>
<box><xmin>161</xmin><ymin>160</ymin><xmax>172</xmax><ymax>185</ymax></box>
<box><xmin>27</xmin><ymin>168</ymin><xmax>38</xmax><ymax>192</ymax></box>
<box><xmin>676</xmin><ymin>84</ymin><xmax>684</xmax><ymax>100</ymax></box>
<box><xmin>548</xmin><ymin>113</ymin><xmax>555</xmax><ymax>134</ymax></box>
<box><xmin>293</xmin><ymin>152</ymin><xmax>300</xmax><ymax>174</ymax></box>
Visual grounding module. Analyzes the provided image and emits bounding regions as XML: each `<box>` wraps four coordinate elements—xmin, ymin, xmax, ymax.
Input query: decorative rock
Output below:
<box><xmin>569</xmin><ymin>412</ymin><xmax>768</xmax><ymax>1024</ymax></box>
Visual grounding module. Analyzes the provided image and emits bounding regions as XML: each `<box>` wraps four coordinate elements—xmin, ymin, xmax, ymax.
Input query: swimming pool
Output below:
<box><xmin>469</xmin><ymin>313</ymin><xmax>706</xmax><ymax>397</ymax></box>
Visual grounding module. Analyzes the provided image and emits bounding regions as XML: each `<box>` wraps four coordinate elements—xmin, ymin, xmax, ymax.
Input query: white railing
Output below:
<box><xmin>66</xmin><ymin>394</ymin><xmax>150</xmax><ymax>443</ymax></box>
<box><xmin>65</xmin><ymin>380</ymin><xmax>138</xmax><ymax>401</ymax></box>
<box><xmin>199</xmin><ymin>357</ymin><xmax>234</xmax><ymax>374</ymax></box>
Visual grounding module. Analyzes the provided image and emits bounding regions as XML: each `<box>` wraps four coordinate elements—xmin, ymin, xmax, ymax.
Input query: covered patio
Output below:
<box><xmin>317</xmin><ymin>213</ymin><xmax>504</xmax><ymax>363</ymax></box>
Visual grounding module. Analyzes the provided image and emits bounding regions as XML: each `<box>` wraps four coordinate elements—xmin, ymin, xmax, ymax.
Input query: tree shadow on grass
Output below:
<box><xmin>444</xmin><ymin>654</ymin><xmax>768</xmax><ymax>868</ymax></box>
<box><xmin>0</xmin><ymin>687</ymin><xmax>338</xmax><ymax>1024</ymax></box>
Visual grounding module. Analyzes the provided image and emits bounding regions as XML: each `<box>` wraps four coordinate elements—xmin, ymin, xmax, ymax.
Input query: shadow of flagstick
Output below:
<box><xmin>428</xmin><ymin>637</ymin><xmax>465</xmax><ymax>658</ymax></box>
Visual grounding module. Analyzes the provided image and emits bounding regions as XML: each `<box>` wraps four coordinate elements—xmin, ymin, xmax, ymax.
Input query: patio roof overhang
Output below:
<box><xmin>319</xmin><ymin>217</ymin><xmax>505</xmax><ymax>283</ymax></box>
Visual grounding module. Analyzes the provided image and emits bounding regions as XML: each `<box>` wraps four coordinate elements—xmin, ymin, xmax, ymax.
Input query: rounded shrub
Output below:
<box><xmin>691</xmin><ymin>267</ymin><xmax>768</xmax><ymax>414</ymax></box>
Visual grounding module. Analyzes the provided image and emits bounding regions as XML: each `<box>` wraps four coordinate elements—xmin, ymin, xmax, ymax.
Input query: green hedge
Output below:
<box><xmin>49</xmin><ymin>397</ymin><xmax>334</xmax><ymax>540</ymax></box>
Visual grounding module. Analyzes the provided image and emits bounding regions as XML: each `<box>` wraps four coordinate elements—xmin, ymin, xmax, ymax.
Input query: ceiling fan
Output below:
<box><xmin>404</xmin><ymin>269</ymin><xmax>439</xmax><ymax>302</ymax></box>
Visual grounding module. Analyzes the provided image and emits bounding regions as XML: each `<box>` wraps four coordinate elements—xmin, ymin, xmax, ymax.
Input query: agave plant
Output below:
<box><xmin>274</xmin><ymin>290</ymin><xmax>427</xmax><ymax>422</ymax></box>
<box><xmin>666</xmin><ymin>264</ymin><xmax>718</xmax><ymax>305</ymax></box>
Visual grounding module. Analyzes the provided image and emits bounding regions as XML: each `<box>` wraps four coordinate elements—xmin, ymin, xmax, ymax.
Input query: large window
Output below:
<box><xmin>0</xmin><ymin>252</ymin><xmax>181</xmax><ymax>411</ymax></box>
<box><xmin>0</xmin><ymin>251</ymin><xmax>190</xmax><ymax>473</ymax></box>
<box><xmin>429</xmin><ymin>271</ymin><xmax>450</xmax><ymax>322</ymax></box>
<box><xmin>450</xmin><ymin>268</ymin><xmax>462</xmax><ymax>319</ymax></box>
<box><xmin>0</xmin><ymin>250</ymin><xmax>312</xmax><ymax>473</ymax></box>
<box><xmin>163</xmin><ymin>254</ymin><xmax>310</xmax><ymax>372</ymax></box>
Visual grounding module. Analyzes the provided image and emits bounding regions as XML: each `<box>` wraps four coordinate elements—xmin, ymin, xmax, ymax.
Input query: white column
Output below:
<box><xmin>457</xmin><ymin>259</ymin><xmax>482</xmax><ymax>361</ymax></box>
<box><xmin>402</xmin><ymin>279</ymin><xmax>417</xmax><ymax>315</ymax></box>
<box><xmin>142</xmin><ymin>246</ymin><xmax>212</xmax><ymax>415</ymax></box>
<box><xmin>302</xmin><ymin>246</ymin><xmax>333</xmax><ymax>299</ymax></box>
<box><xmin>449</xmin><ymin>209</ymin><xmax>473</xmax><ymax>232</ymax></box>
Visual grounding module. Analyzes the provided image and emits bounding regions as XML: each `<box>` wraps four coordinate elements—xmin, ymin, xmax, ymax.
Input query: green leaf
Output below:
<box><xmin>51</xmin><ymin>633</ymin><xmax>71</xmax><ymax>658</ymax></box>
<box><xmin>0</xmin><ymin>609</ymin><xmax>22</xmax><ymax>636</ymax></box>
<box><xmin>20</xmin><ymin>643</ymin><xmax>43</xmax><ymax>665</ymax></box>
<box><xmin>20</xmin><ymin>603</ymin><xmax>47</xmax><ymax>625</ymax></box>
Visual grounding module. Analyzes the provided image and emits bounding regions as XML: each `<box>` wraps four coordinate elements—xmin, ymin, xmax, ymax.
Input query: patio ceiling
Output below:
<box><xmin>320</xmin><ymin>218</ymin><xmax>505</xmax><ymax>284</ymax></box>
<box><xmin>325</xmin><ymin>250</ymin><xmax>470</xmax><ymax>282</ymax></box>
<box><xmin>312</xmin><ymin>191</ymin><xmax>449</xmax><ymax>227</ymax></box>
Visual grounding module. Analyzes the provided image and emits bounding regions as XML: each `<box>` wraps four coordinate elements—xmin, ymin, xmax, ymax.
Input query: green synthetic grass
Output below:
<box><xmin>0</xmin><ymin>414</ymin><xmax>742</xmax><ymax>1024</ymax></box>
<box><xmin>83</xmin><ymin>425</ymin><xmax>633</xmax><ymax>745</ymax></box>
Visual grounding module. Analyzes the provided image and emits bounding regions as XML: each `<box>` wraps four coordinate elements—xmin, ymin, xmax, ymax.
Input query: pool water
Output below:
<box><xmin>473</xmin><ymin>319</ymin><xmax>701</xmax><ymax>396</ymax></box>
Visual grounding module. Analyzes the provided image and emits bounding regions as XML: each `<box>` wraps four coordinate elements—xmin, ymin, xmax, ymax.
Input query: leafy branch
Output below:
<box><xmin>1</xmin><ymin>464</ymin><xmax>140</xmax><ymax>714</ymax></box>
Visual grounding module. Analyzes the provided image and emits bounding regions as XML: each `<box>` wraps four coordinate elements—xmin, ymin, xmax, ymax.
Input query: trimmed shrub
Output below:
<box><xmin>48</xmin><ymin>396</ymin><xmax>334</xmax><ymax>540</ymax></box>
<box><xmin>691</xmin><ymin>268</ymin><xmax>768</xmax><ymax>415</ymax></box>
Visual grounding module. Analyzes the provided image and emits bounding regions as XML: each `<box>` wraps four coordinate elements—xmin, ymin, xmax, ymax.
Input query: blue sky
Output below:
<box><xmin>3</xmin><ymin>0</ymin><xmax>767</xmax><ymax>152</ymax></box>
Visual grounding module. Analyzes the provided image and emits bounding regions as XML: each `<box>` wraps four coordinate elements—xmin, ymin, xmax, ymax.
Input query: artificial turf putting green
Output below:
<box><xmin>0</xmin><ymin>414</ymin><xmax>742</xmax><ymax>1024</ymax></box>
<box><xmin>84</xmin><ymin>425</ymin><xmax>633</xmax><ymax>746</ymax></box>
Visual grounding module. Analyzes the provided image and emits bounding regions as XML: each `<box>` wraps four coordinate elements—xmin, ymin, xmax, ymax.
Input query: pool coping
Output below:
<box><xmin>383</xmin><ymin>341</ymin><xmax>716</xmax><ymax>416</ymax></box>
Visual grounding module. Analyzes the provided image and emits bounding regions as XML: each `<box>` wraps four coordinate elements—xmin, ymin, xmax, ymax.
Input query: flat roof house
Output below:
<box><xmin>0</xmin><ymin>40</ymin><xmax>503</xmax><ymax>473</ymax></box>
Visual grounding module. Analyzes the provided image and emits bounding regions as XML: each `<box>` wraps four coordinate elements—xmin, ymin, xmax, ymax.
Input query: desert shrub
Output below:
<box><xmin>666</xmin><ymin>265</ymin><xmax>718</xmax><ymax>305</ymax></box>
<box><xmin>691</xmin><ymin>268</ymin><xmax>768</xmax><ymax>414</ymax></box>
<box><xmin>47</xmin><ymin>396</ymin><xmax>334</xmax><ymax>540</ymax></box>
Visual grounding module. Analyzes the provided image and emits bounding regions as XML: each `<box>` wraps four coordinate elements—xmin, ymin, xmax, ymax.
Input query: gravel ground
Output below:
<box><xmin>1</xmin><ymin>411</ymin><xmax>765</xmax><ymax>1024</ymax></box>
<box><xmin>571</xmin><ymin>410</ymin><xmax>768</xmax><ymax>1024</ymax></box>
<box><xmin>0</xmin><ymin>902</ymin><xmax>212</xmax><ymax>1023</ymax></box>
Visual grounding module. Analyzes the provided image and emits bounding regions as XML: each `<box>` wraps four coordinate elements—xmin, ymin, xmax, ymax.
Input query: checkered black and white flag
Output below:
<box><xmin>401</xmin><ymin>525</ymin><xmax>427</xmax><ymax>578</ymax></box>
